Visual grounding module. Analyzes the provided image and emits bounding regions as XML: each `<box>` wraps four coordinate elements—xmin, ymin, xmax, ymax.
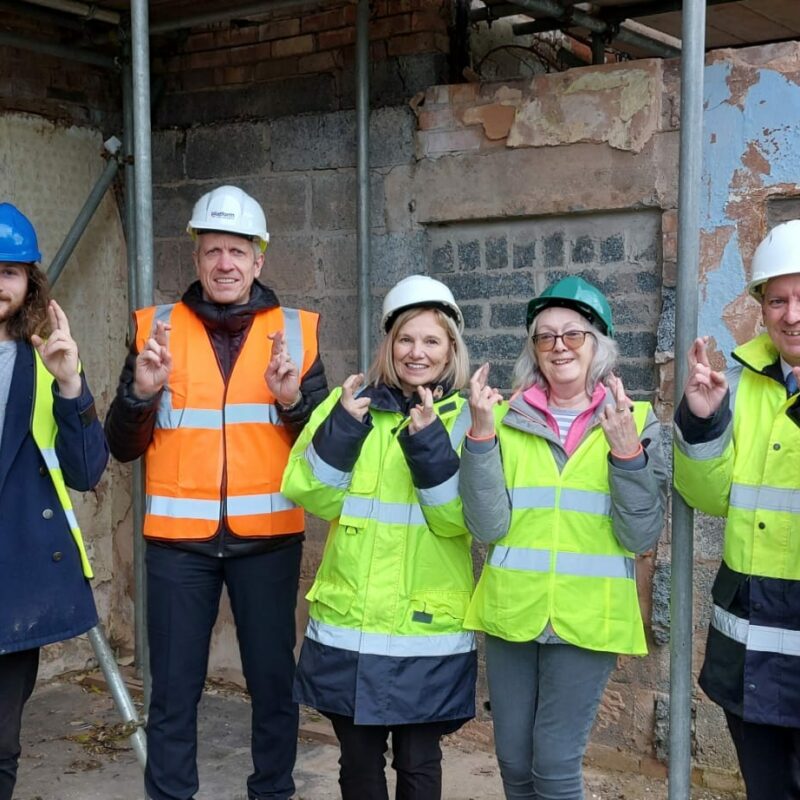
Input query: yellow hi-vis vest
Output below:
<box><xmin>464</xmin><ymin>402</ymin><xmax>650</xmax><ymax>655</ymax></box>
<box><xmin>674</xmin><ymin>333</ymin><xmax>800</xmax><ymax>583</ymax></box>
<box><xmin>31</xmin><ymin>350</ymin><xmax>93</xmax><ymax>578</ymax></box>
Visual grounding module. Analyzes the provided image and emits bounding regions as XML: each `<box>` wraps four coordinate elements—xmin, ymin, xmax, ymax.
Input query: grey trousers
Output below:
<box><xmin>485</xmin><ymin>635</ymin><xmax>617</xmax><ymax>800</ymax></box>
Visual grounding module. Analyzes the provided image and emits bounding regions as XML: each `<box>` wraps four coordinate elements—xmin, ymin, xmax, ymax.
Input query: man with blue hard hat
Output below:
<box><xmin>0</xmin><ymin>202</ymin><xmax>108</xmax><ymax>800</ymax></box>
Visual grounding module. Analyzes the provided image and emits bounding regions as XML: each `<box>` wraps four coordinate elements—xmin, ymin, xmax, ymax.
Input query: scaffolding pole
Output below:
<box><xmin>669</xmin><ymin>1</ymin><xmax>706</xmax><ymax>797</ymax></box>
<box><xmin>356</xmin><ymin>0</ymin><xmax>371</xmax><ymax>373</ymax></box>
<box><xmin>130</xmin><ymin>0</ymin><xmax>155</xmax><ymax>710</ymax></box>
<box><xmin>47</xmin><ymin>137</ymin><xmax>121</xmax><ymax>286</ymax></box>
<box><xmin>87</xmin><ymin>625</ymin><xmax>147</xmax><ymax>767</ymax></box>
<box><xmin>121</xmin><ymin>37</ymin><xmax>150</xmax><ymax>720</ymax></box>
<box><xmin>41</xmin><ymin>123</ymin><xmax>146</xmax><ymax>769</ymax></box>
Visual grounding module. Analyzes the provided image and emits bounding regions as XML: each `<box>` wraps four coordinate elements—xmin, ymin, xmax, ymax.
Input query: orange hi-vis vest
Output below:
<box><xmin>134</xmin><ymin>301</ymin><xmax>320</xmax><ymax>541</ymax></box>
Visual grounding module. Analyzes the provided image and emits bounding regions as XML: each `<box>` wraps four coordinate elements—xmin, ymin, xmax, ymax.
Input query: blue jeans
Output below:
<box><xmin>144</xmin><ymin>542</ymin><xmax>301</xmax><ymax>800</ymax></box>
<box><xmin>485</xmin><ymin>635</ymin><xmax>617</xmax><ymax>800</ymax></box>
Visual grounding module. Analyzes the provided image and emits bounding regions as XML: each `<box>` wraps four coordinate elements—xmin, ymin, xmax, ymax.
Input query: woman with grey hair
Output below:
<box><xmin>460</xmin><ymin>276</ymin><xmax>667</xmax><ymax>800</ymax></box>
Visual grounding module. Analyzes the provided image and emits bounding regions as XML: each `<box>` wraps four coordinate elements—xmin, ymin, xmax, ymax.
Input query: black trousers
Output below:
<box><xmin>144</xmin><ymin>542</ymin><xmax>301</xmax><ymax>800</ymax></box>
<box><xmin>327</xmin><ymin>713</ymin><xmax>457</xmax><ymax>800</ymax></box>
<box><xmin>0</xmin><ymin>648</ymin><xmax>40</xmax><ymax>800</ymax></box>
<box><xmin>725</xmin><ymin>710</ymin><xmax>800</xmax><ymax>800</ymax></box>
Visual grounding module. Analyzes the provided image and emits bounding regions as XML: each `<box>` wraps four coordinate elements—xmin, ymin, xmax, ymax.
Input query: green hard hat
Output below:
<box><xmin>526</xmin><ymin>276</ymin><xmax>614</xmax><ymax>336</ymax></box>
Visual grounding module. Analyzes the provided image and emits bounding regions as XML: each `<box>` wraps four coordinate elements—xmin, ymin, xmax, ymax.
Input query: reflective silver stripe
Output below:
<box><xmin>673</xmin><ymin>420</ymin><xmax>732</xmax><ymax>460</ymax></box>
<box><xmin>510</xmin><ymin>487</ymin><xmax>609</xmax><ymax>516</ymax></box>
<box><xmin>305</xmin><ymin>618</ymin><xmax>475</xmax><ymax>657</ymax></box>
<box><xmin>488</xmin><ymin>545</ymin><xmax>550</xmax><ymax>571</ymax></box>
<box><xmin>154</xmin><ymin>304</ymin><xmax>174</xmax><ymax>325</ymax></box>
<box><xmin>282</xmin><ymin>307</ymin><xmax>304</xmax><ymax>370</ymax></box>
<box><xmin>418</xmin><ymin>471</ymin><xmax>459</xmax><ymax>507</ymax></box>
<box><xmin>559</xmin><ymin>488</ymin><xmax>611</xmax><ymax>516</ymax></box>
<box><xmin>556</xmin><ymin>551</ymin><xmax>634</xmax><ymax>580</ymax></box>
<box><xmin>448</xmin><ymin>403</ymin><xmax>472</xmax><ymax>449</ymax></box>
<box><xmin>157</xmin><ymin>407</ymin><xmax>222</xmax><ymax>430</ymax></box>
<box><xmin>40</xmin><ymin>447</ymin><xmax>60</xmax><ymax>470</ymax></box>
<box><xmin>305</xmin><ymin>442</ymin><xmax>352</xmax><ymax>489</ymax></box>
<box><xmin>225</xmin><ymin>403</ymin><xmax>281</xmax><ymax>425</ymax></box>
<box><xmin>488</xmin><ymin>545</ymin><xmax>633</xmax><ymax>579</ymax></box>
<box><xmin>147</xmin><ymin>493</ymin><xmax>296</xmax><ymax>520</ymax></box>
<box><xmin>156</xmin><ymin>404</ymin><xmax>281</xmax><ymax>429</ymax></box>
<box><xmin>152</xmin><ymin>305</ymin><xmax>178</xmax><ymax>429</ymax></box>
<box><xmin>510</xmin><ymin>486</ymin><xmax>557</xmax><ymax>509</ymax></box>
<box><xmin>342</xmin><ymin>496</ymin><xmax>426</xmax><ymax>525</ymax></box>
<box><xmin>711</xmin><ymin>605</ymin><xmax>800</xmax><ymax>656</ymax></box>
<box><xmin>730</xmin><ymin>483</ymin><xmax>800</xmax><ymax>514</ymax></box>
<box><xmin>38</xmin><ymin>449</ymin><xmax>78</xmax><ymax>525</ymax></box>
<box><xmin>227</xmin><ymin>493</ymin><xmax>297</xmax><ymax>516</ymax></box>
<box><xmin>147</xmin><ymin>495</ymin><xmax>219</xmax><ymax>520</ymax></box>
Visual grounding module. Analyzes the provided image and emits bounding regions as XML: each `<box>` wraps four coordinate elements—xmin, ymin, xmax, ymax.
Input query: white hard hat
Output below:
<box><xmin>381</xmin><ymin>274</ymin><xmax>464</xmax><ymax>332</ymax></box>
<box><xmin>747</xmin><ymin>219</ymin><xmax>800</xmax><ymax>298</ymax></box>
<box><xmin>187</xmin><ymin>186</ymin><xmax>270</xmax><ymax>252</ymax></box>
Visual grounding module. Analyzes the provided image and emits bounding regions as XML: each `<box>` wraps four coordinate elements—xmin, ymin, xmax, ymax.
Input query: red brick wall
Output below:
<box><xmin>153</xmin><ymin>0</ymin><xmax>451</xmax><ymax>97</ymax></box>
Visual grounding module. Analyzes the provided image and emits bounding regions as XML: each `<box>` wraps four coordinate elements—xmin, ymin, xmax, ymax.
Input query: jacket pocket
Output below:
<box><xmin>410</xmin><ymin>590</ymin><xmax>471</xmax><ymax>628</ymax></box>
<box><xmin>306</xmin><ymin>579</ymin><xmax>356</xmax><ymax>616</ymax></box>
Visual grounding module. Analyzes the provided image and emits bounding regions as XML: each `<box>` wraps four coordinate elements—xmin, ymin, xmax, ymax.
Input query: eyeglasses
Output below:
<box><xmin>531</xmin><ymin>330</ymin><xmax>594</xmax><ymax>352</ymax></box>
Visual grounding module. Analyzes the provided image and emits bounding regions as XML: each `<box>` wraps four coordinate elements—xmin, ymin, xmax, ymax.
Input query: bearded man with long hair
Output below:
<box><xmin>0</xmin><ymin>202</ymin><xmax>108</xmax><ymax>800</ymax></box>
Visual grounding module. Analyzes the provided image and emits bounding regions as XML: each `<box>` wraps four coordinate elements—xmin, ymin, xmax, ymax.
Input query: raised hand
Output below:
<box><xmin>340</xmin><ymin>373</ymin><xmax>372</xmax><ymax>422</ymax></box>
<box><xmin>600</xmin><ymin>373</ymin><xmax>640</xmax><ymax>457</ymax></box>
<box><xmin>265</xmin><ymin>330</ymin><xmax>301</xmax><ymax>406</ymax></box>
<box><xmin>468</xmin><ymin>363</ymin><xmax>503</xmax><ymax>438</ymax></box>
<box><xmin>684</xmin><ymin>337</ymin><xmax>728</xmax><ymax>418</ymax></box>
<box><xmin>31</xmin><ymin>300</ymin><xmax>81</xmax><ymax>399</ymax></box>
<box><xmin>409</xmin><ymin>386</ymin><xmax>436</xmax><ymax>435</ymax></box>
<box><xmin>133</xmin><ymin>319</ymin><xmax>172</xmax><ymax>399</ymax></box>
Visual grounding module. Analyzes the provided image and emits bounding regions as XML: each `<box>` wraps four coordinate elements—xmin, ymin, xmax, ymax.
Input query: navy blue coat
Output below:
<box><xmin>0</xmin><ymin>341</ymin><xmax>108</xmax><ymax>655</ymax></box>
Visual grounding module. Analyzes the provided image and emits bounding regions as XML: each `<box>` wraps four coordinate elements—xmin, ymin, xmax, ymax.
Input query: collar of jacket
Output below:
<box><xmin>732</xmin><ymin>332</ymin><xmax>782</xmax><ymax>375</ymax></box>
<box><xmin>504</xmin><ymin>382</ymin><xmax>612</xmax><ymax>445</ymax></box>
<box><xmin>358</xmin><ymin>379</ymin><xmax>457</xmax><ymax>414</ymax></box>
<box><xmin>181</xmin><ymin>279</ymin><xmax>280</xmax><ymax>334</ymax></box>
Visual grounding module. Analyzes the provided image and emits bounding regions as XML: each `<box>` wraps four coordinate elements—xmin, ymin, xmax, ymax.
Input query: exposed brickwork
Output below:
<box><xmin>152</xmin><ymin>0</ymin><xmax>452</xmax><ymax>125</ymax></box>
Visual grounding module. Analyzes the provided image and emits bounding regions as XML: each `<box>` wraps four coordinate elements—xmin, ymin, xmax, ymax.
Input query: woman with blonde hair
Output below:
<box><xmin>282</xmin><ymin>274</ymin><xmax>475</xmax><ymax>800</ymax></box>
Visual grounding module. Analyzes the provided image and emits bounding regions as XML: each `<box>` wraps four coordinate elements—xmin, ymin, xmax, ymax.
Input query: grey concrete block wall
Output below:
<box><xmin>424</xmin><ymin>210</ymin><xmax>663</xmax><ymax>395</ymax></box>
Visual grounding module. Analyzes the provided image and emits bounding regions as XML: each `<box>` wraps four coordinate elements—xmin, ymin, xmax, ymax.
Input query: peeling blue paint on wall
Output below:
<box><xmin>700</xmin><ymin>59</ymin><xmax>800</xmax><ymax>355</ymax></box>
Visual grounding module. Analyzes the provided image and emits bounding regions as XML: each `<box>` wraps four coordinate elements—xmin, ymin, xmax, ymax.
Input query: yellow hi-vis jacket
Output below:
<box><xmin>32</xmin><ymin>350</ymin><xmax>92</xmax><ymax>578</ymax></box>
<box><xmin>674</xmin><ymin>333</ymin><xmax>800</xmax><ymax>726</ymax></box>
<box><xmin>465</xmin><ymin>401</ymin><xmax>651</xmax><ymax>655</ymax></box>
<box><xmin>675</xmin><ymin>334</ymin><xmax>800</xmax><ymax>581</ymax></box>
<box><xmin>281</xmin><ymin>386</ymin><xmax>476</xmax><ymax>724</ymax></box>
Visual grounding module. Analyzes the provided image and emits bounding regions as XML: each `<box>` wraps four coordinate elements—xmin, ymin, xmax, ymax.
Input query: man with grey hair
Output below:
<box><xmin>105</xmin><ymin>185</ymin><xmax>327</xmax><ymax>800</ymax></box>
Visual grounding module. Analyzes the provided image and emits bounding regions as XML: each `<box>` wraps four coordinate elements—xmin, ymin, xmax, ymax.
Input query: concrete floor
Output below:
<box><xmin>14</xmin><ymin>676</ymin><xmax>742</xmax><ymax>800</ymax></box>
<box><xmin>14</xmin><ymin>678</ymin><xmax>505</xmax><ymax>800</ymax></box>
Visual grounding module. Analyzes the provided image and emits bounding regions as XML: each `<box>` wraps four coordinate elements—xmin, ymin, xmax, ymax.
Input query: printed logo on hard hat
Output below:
<box><xmin>210</xmin><ymin>211</ymin><xmax>236</xmax><ymax>220</ymax></box>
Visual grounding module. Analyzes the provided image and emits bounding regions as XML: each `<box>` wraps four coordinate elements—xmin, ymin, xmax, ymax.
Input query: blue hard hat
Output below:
<box><xmin>0</xmin><ymin>203</ymin><xmax>42</xmax><ymax>263</ymax></box>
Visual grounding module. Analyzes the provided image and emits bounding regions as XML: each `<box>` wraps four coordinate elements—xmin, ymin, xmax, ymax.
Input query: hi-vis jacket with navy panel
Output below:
<box><xmin>132</xmin><ymin>299</ymin><xmax>319</xmax><ymax>542</ymax></box>
<box><xmin>674</xmin><ymin>333</ymin><xmax>800</xmax><ymax>727</ymax></box>
<box><xmin>462</xmin><ymin>389</ymin><xmax>668</xmax><ymax>656</ymax></box>
<box><xmin>281</xmin><ymin>384</ymin><xmax>477</xmax><ymax>725</ymax></box>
